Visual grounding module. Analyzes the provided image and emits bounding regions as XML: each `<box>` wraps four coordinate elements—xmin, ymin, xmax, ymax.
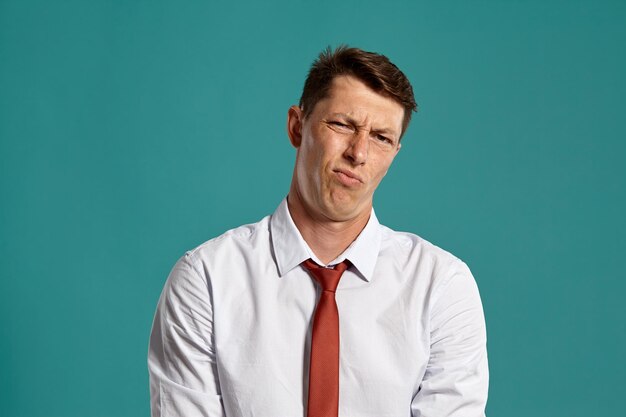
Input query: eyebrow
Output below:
<box><xmin>331</xmin><ymin>113</ymin><xmax>399</xmax><ymax>137</ymax></box>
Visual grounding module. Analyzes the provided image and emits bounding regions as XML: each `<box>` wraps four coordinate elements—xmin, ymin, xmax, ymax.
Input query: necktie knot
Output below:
<box><xmin>302</xmin><ymin>259</ymin><xmax>350</xmax><ymax>293</ymax></box>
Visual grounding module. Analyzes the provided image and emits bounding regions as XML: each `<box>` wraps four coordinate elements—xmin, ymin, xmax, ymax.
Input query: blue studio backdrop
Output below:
<box><xmin>1</xmin><ymin>1</ymin><xmax>625</xmax><ymax>416</ymax></box>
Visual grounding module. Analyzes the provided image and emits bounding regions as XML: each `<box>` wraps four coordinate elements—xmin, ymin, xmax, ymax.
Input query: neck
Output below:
<box><xmin>287</xmin><ymin>189</ymin><xmax>370</xmax><ymax>265</ymax></box>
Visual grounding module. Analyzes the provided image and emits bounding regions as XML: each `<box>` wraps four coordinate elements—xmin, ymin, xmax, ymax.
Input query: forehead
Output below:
<box><xmin>315</xmin><ymin>76</ymin><xmax>404</xmax><ymax>134</ymax></box>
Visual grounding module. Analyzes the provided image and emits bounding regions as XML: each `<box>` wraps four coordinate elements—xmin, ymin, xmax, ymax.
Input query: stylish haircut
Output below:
<box><xmin>299</xmin><ymin>45</ymin><xmax>418</xmax><ymax>137</ymax></box>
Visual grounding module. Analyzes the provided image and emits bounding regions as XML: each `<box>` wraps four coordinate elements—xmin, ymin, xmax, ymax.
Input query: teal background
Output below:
<box><xmin>1</xmin><ymin>0</ymin><xmax>625</xmax><ymax>416</ymax></box>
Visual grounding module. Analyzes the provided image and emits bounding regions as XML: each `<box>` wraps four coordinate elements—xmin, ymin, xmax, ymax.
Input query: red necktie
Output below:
<box><xmin>302</xmin><ymin>259</ymin><xmax>350</xmax><ymax>417</ymax></box>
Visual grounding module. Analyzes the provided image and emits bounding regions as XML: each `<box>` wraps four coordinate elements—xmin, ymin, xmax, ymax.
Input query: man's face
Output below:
<box><xmin>288</xmin><ymin>75</ymin><xmax>404</xmax><ymax>222</ymax></box>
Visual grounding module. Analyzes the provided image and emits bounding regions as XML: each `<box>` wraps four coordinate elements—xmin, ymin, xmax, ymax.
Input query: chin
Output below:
<box><xmin>323</xmin><ymin>201</ymin><xmax>364</xmax><ymax>222</ymax></box>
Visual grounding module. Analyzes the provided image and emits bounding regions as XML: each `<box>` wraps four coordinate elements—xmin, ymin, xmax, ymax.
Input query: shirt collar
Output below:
<box><xmin>270</xmin><ymin>198</ymin><xmax>381</xmax><ymax>282</ymax></box>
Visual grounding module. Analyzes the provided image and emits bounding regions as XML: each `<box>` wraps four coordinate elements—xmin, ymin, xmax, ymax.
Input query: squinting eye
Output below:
<box><xmin>377</xmin><ymin>134</ymin><xmax>392</xmax><ymax>144</ymax></box>
<box><xmin>328</xmin><ymin>121</ymin><xmax>355</xmax><ymax>133</ymax></box>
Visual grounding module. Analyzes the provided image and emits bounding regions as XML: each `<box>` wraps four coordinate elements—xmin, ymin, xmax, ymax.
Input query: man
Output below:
<box><xmin>148</xmin><ymin>46</ymin><xmax>488</xmax><ymax>417</ymax></box>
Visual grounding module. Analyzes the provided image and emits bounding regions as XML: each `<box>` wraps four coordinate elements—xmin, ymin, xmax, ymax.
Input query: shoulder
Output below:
<box><xmin>380</xmin><ymin>224</ymin><xmax>465</xmax><ymax>266</ymax></box>
<box><xmin>175</xmin><ymin>215</ymin><xmax>272</xmax><ymax>275</ymax></box>
<box><xmin>378</xmin><ymin>224</ymin><xmax>474</xmax><ymax>290</ymax></box>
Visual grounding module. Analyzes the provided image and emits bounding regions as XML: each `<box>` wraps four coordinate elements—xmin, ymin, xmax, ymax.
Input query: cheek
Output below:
<box><xmin>371</xmin><ymin>158</ymin><xmax>395</xmax><ymax>184</ymax></box>
<box><xmin>302</xmin><ymin>137</ymin><xmax>332</xmax><ymax>172</ymax></box>
<box><xmin>296</xmin><ymin>146</ymin><xmax>323</xmax><ymax>189</ymax></box>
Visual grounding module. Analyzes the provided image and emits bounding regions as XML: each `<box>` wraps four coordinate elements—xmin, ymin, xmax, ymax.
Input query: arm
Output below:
<box><xmin>148</xmin><ymin>254</ymin><xmax>225</xmax><ymax>417</ymax></box>
<box><xmin>411</xmin><ymin>261</ymin><xmax>489</xmax><ymax>417</ymax></box>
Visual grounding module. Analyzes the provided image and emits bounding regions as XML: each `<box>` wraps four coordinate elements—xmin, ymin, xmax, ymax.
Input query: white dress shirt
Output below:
<box><xmin>148</xmin><ymin>199</ymin><xmax>488</xmax><ymax>417</ymax></box>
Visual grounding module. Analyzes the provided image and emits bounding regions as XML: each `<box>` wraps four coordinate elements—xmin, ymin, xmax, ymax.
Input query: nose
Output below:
<box><xmin>344</xmin><ymin>129</ymin><xmax>369</xmax><ymax>165</ymax></box>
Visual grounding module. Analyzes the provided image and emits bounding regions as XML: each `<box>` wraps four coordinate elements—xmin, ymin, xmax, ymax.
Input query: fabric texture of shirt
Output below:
<box><xmin>148</xmin><ymin>199</ymin><xmax>489</xmax><ymax>417</ymax></box>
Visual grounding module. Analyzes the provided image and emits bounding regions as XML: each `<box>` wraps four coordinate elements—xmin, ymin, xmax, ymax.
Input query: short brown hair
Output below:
<box><xmin>299</xmin><ymin>45</ymin><xmax>418</xmax><ymax>137</ymax></box>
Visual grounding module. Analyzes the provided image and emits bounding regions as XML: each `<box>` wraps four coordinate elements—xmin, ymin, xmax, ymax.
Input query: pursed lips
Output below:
<box><xmin>333</xmin><ymin>168</ymin><xmax>364</xmax><ymax>185</ymax></box>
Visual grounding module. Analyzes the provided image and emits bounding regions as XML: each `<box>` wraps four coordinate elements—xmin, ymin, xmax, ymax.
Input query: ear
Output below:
<box><xmin>287</xmin><ymin>105</ymin><xmax>304</xmax><ymax>148</ymax></box>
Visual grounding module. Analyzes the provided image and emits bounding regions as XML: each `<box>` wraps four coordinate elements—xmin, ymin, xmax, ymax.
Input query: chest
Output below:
<box><xmin>211</xmin><ymin>265</ymin><xmax>431</xmax><ymax>416</ymax></box>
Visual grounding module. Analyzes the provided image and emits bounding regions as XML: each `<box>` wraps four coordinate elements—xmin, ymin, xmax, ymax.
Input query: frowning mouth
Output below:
<box><xmin>333</xmin><ymin>168</ymin><xmax>364</xmax><ymax>186</ymax></box>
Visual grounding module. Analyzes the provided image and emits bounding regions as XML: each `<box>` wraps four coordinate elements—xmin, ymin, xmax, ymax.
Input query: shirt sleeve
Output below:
<box><xmin>411</xmin><ymin>261</ymin><xmax>489</xmax><ymax>417</ymax></box>
<box><xmin>148</xmin><ymin>254</ymin><xmax>225</xmax><ymax>417</ymax></box>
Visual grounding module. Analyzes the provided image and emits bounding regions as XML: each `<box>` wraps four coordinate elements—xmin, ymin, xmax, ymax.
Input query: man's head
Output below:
<box><xmin>287</xmin><ymin>46</ymin><xmax>417</xmax><ymax>225</ymax></box>
<box><xmin>299</xmin><ymin>45</ymin><xmax>417</xmax><ymax>138</ymax></box>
